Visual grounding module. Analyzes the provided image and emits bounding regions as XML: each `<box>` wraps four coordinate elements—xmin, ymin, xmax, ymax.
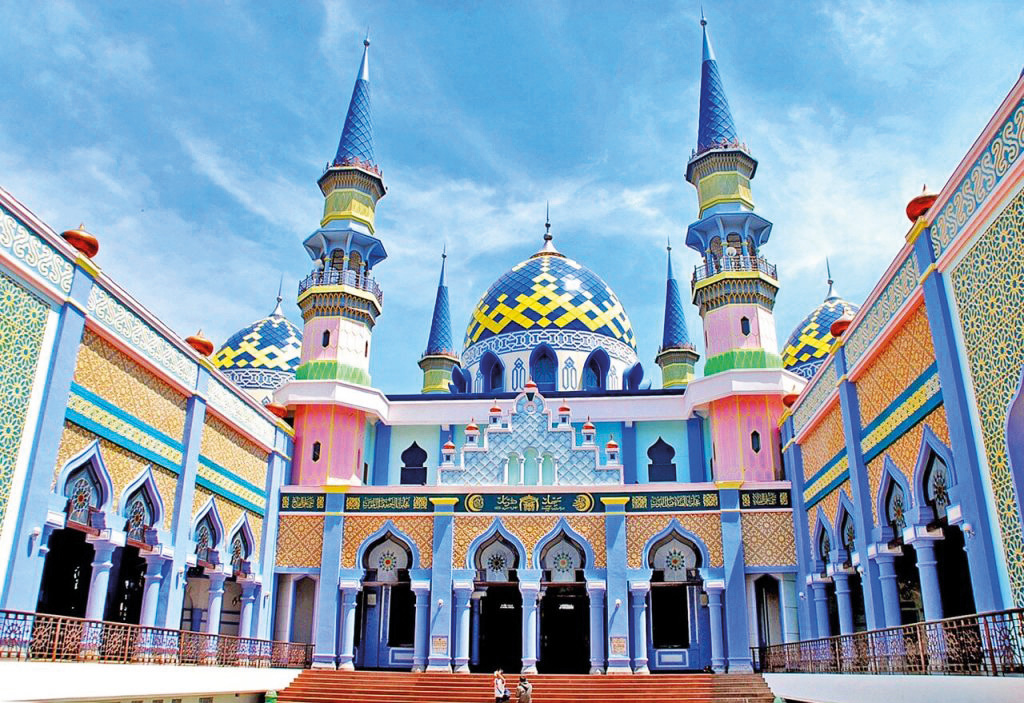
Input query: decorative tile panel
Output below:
<box><xmin>276</xmin><ymin>514</ymin><xmax>324</xmax><ymax>568</ymax></box>
<box><xmin>452</xmin><ymin>515</ymin><xmax>562</xmax><ymax>568</ymax></box>
<box><xmin>66</xmin><ymin>387</ymin><xmax>183</xmax><ymax>468</ymax></box>
<box><xmin>0</xmin><ymin>204</ymin><xmax>73</xmax><ymax>293</ymax></box>
<box><xmin>742</xmin><ymin>512</ymin><xmax>796</xmax><ymax>566</ymax></box>
<box><xmin>855</xmin><ymin>304</ymin><xmax>936</xmax><ymax>429</ymax></box>
<box><xmin>54</xmin><ymin>423</ymin><xmax>178</xmax><ymax>530</ymax></box>
<box><xmin>844</xmin><ymin>253</ymin><xmax>920</xmax><ymax>369</ymax></box>
<box><xmin>0</xmin><ymin>272</ymin><xmax>50</xmax><ymax>530</ymax></box>
<box><xmin>866</xmin><ymin>405</ymin><xmax>949</xmax><ymax>524</ymax></box>
<box><xmin>625</xmin><ymin>513</ymin><xmax>723</xmax><ymax>568</ymax></box>
<box><xmin>86</xmin><ymin>285</ymin><xmax>198</xmax><ymax>389</ymax></box>
<box><xmin>206</xmin><ymin>378</ymin><xmax>276</xmax><ymax>448</ymax></box>
<box><xmin>74</xmin><ymin>329</ymin><xmax>187</xmax><ymax>442</ymax></box>
<box><xmin>341</xmin><ymin>515</ymin><xmax>434</xmax><ymax>568</ymax></box>
<box><xmin>800</xmin><ymin>404</ymin><xmax>845</xmax><ymax>482</ymax></box>
<box><xmin>792</xmin><ymin>360</ymin><xmax>837</xmax><ymax>436</ymax></box>
<box><xmin>931</xmin><ymin>99</ymin><xmax>1024</xmax><ymax>259</ymax></box>
<box><xmin>200</xmin><ymin>415</ymin><xmax>268</xmax><ymax>491</ymax></box>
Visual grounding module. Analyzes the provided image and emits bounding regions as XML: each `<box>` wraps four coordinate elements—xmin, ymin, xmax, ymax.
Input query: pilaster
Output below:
<box><xmin>782</xmin><ymin>415</ymin><xmax>816</xmax><ymax>639</ymax></box>
<box><xmin>312</xmin><ymin>492</ymin><xmax>345</xmax><ymax>668</ymax></box>
<box><xmin>427</xmin><ymin>497</ymin><xmax>456</xmax><ymax>671</ymax></box>
<box><xmin>601</xmin><ymin>497</ymin><xmax>631</xmax><ymax>673</ymax></box>
<box><xmin>629</xmin><ymin>582</ymin><xmax>650</xmax><ymax>674</ymax></box>
<box><xmin>718</xmin><ymin>487</ymin><xmax>751</xmax><ymax>671</ymax></box>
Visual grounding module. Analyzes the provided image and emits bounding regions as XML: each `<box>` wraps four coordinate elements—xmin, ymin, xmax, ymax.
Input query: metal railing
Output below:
<box><xmin>753</xmin><ymin>608</ymin><xmax>1024</xmax><ymax>676</ymax></box>
<box><xmin>0</xmin><ymin>609</ymin><xmax>312</xmax><ymax>668</ymax></box>
<box><xmin>693</xmin><ymin>255</ymin><xmax>777</xmax><ymax>283</ymax></box>
<box><xmin>298</xmin><ymin>268</ymin><xmax>383</xmax><ymax>305</ymax></box>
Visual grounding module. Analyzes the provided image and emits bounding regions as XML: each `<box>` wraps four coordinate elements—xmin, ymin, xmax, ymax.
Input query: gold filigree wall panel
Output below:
<box><xmin>952</xmin><ymin>186</ymin><xmax>1024</xmax><ymax>604</ymax></box>
<box><xmin>54</xmin><ymin>422</ymin><xmax>178</xmax><ymax>530</ymax></box>
<box><xmin>866</xmin><ymin>405</ymin><xmax>949</xmax><ymax>523</ymax></box>
<box><xmin>341</xmin><ymin>515</ymin><xmax>434</xmax><ymax>568</ymax></box>
<box><xmin>566</xmin><ymin>515</ymin><xmax>606</xmax><ymax>568</ymax></box>
<box><xmin>192</xmin><ymin>486</ymin><xmax>263</xmax><ymax>555</ymax></box>
<box><xmin>276</xmin><ymin>515</ymin><xmax>324</xmax><ymax>568</ymax></box>
<box><xmin>74</xmin><ymin>329</ymin><xmax>187</xmax><ymax>441</ymax></box>
<box><xmin>742</xmin><ymin>512</ymin><xmax>796</xmax><ymax>566</ymax></box>
<box><xmin>855</xmin><ymin>304</ymin><xmax>936</xmax><ymax>429</ymax></box>
<box><xmin>625</xmin><ymin>513</ymin><xmax>723</xmax><ymax>568</ymax></box>
<box><xmin>200</xmin><ymin>415</ymin><xmax>268</xmax><ymax>489</ymax></box>
<box><xmin>800</xmin><ymin>403</ymin><xmax>845</xmax><ymax>480</ymax></box>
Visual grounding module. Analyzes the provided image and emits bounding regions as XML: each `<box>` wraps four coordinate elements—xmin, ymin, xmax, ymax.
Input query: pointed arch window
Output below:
<box><xmin>481</xmin><ymin>352</ymin><xmax>504</xmax><ymax>393</ymax></box>
<box><xmin>923</xmin><ymin>454</ymin><xmax>950</xmax><ymax>524</ymax></box>
<box><xmin>817</xmin><ymin>527</ymin><xmax>831</xmax><ymax>577</ymax></box>
<box><xmin>64</xmin><ymin>465</ymin><xmax>101</xmax><ymax>527</ymax></box>
<box><xmin>230</xmin><ymin>531</ymin><xmax>252</xmax><ymax>576</ymax></box>
<box><xmin>648</xmin><ymin>437</ymin><xmax>677</xmax><ymax>482</ymax></box>
<box><xmin>839</xmin><ymin>512</ymin><xmax>856</xmax><ymax>568</ymax></box>
<box><xmin>885</xmin><ymin>481</ymin><xmax>908</xmax><ymax>536</ymax></box>
<box><xmin>400</xmin><ymin>442</ymin><xmax>428</xmax><ymax>485</ymax></box>
<box><xmin>195</xmin><ymin>515</ymin><xmax>219</xmax><ymax>566</ymax></box>
<box><xmin>530</xmin><ymin>345</ymin><xmax>557</xmax><ymax>392</ymax></box>
<box><xmin>582</xmin><ymin>349</ymin><xmax>609</xmax><ymax>391</ymax></box>
<box><xmin>124</xmin><ymin>490</ymin><xmax>155</xmax><ymax>544</ymax></box>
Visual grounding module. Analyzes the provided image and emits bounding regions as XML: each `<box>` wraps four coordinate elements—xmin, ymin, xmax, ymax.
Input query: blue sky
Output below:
<box><xmin>2</xmin><ymin>0</ymin><xmax>1022</xmax><ymax>393</ymax></box>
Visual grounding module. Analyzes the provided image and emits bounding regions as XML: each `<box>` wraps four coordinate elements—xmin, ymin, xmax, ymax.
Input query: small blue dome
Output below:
<box><xmin>212</xmin><ymin>302</ymin><xmax>303</xmax><ymax>391</ymax></box>
<box><xmin>464</xmin><ymin>250</ymin><xmax>636</xmax><ymax>353</ymax></box>
<box><xmin>782</xmin><ymin>293</ymin><xmax>859</xmax><ymax>381</ymax></box>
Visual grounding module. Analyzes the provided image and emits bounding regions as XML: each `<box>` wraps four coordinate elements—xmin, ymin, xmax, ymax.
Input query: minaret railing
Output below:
<box><xmin>298</xmin><ymin>268</ymin><xmax>383</xmax><ymax>304</ymax></box>
<box><xmin>692</xmin><ymin>255</ymin><xmax>777</xmax><ymax>283</ymax></box>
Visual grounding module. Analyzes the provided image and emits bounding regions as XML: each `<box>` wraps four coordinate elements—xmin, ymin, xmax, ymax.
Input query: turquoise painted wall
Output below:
<box><xmin>634</xmin><ymin>420</ymin><xmax>688</xmax><ymax>483</ymax></box>
<box><xmin>387</xmin><ymin>425</ymin><xmax>441</xmax><ymax>485</ymax></box>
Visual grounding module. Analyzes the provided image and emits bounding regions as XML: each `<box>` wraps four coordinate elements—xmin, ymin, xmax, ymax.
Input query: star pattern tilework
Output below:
<box><xmin>464</xmin><ymin>254</ymin><xmax>636</xmax><ymax>351</ymax></box>
<box><xmin>742</xmin><ymin>512</ymin><xmax>796</xmax><ymax>566</ymax></box>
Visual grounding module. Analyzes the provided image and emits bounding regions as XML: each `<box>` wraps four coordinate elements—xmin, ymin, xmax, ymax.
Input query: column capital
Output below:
<box><xmin>207</xmin><ymin>571</ymin><xmax>228</xmax><ymax>590</ymax></box>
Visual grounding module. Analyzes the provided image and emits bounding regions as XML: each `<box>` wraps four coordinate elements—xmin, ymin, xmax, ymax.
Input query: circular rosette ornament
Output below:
<box><xmin>378</xmin><ymin>550</ymin><xmax>397</xmax><ymax>573</ymax></box>
<box><xmin>665</xmin><ymin>548</ymin><xmax>687</xmax><ymax>571</ymax></box>
<box><xmin>487</xmin><ymin>553</ymin><xmax>507</xmax><ymax>573</ymax></box>
<box><xmin>553</xmin><ymin>551</ymin><xmax>574</xmax><ymax>574</ymax></box>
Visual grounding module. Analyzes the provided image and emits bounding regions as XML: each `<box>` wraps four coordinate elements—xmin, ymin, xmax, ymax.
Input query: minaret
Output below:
<box><xmin>685</xmin><ymin>14</ymin><xmax>785</xmax><ymax>485</ymax></box>
<box><xmin>296</xmin><ymin>36</ymin><xmax>386</xmax><ymax>388</ymax></box>
<box><xmin>655</xmin><ymin>241</ymin><xmax>699</xmax><ymax>387</ymax></box>
<box><xmin>419</xmin><ymin>247</ymin><xmax>461</xmax><ymax>393</ymax></box>
<box><xmin>685</xmin><ymin>14</ymin><xmax>780</xmax><ymax>375</ymax></box>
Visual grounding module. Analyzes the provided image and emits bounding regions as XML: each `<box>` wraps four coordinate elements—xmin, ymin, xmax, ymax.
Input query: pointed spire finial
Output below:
<box><xmin>333</xmin><ymin>38</ymin><xmax>375</xmax><ymax>168</ymax></box>
<box><xmin>364</xmin><ymin>27</ymin><xmax>370</xmax><ymax>48</ymax></box>
<box><xmin>272</xmin><ymin>275</ymin><xmax>285</xmax><ymax>317</ymax></box>
<box><xmin>544</xmin><ymin>201</ymin><xmax>552</xmax><ymax>241</ymax></box>
<box><xmin>700</xmin><ymin>4</ymin><xmax>707</xmax><ymax>27</ymax></box>
<box><xmin>695</xmin><ymin>10</ymin><xmax>738</xmax><ymax>153</ymax></box>
<box><xmin>824</xmin><ymin>258</ymin><xmax>839</xmax><ymax>301</ymax></box>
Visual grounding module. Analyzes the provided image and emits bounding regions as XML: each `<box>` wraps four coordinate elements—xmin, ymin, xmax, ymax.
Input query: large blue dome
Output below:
<box><xmin>464</xmin><ymin>250</ymin><xmax>637</xmax><ymax>353</ymax></box>
<box><xmin>212</xmin><ymin>301</ymin><xmax>303</xmax><ymax>393</ymax></box>
<box><xmin>782</xmin><ymin>293</ymin><xmax>859</xmax><ymax>381</ymax></box>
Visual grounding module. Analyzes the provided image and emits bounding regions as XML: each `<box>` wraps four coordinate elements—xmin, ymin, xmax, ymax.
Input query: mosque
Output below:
<box><xmin>1</xmin><ymin>15</ymin><xmax>1023</xmax><ymax>680</ymax></box>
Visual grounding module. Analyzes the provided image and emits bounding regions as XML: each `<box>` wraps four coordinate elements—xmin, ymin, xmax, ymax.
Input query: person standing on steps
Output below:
<box><xmin>516</xmin><ymin>675</ymin><xmax>533</xmax><ymax>703</ymax></box>
<box><xmin>494</xmin><ymin>669</ymin><xmax>508</xmax><ymax>703</ymax></box>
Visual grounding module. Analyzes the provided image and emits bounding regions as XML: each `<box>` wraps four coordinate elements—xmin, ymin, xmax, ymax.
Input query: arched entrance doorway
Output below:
<box><xmin>920</xmin><ymin>452</ymin><xmax>976</xmax><ymax>617</ymax></box>
<box><xmin>648</xmin><ymin>532</ymin><xmax>708</xmax><ymax>670</ymax></box>
<box><xmin>471</xmin><ymin>533</ymin><xmax>522</xmax><ymax>673</ymax></box>
<box><xmin>358</xmin><ymin>533</ymin><xmax>415</xmax><ymax>669</ymax></box>
<box><xmin>537</xmin><ymin>533</ymin><xmax>590</xmax><ymax>674</ymax></box>
<box><xmin>884</xmin><ymin>480</ymin><xmax>925</xmax><ymax>623</ymax></box>
<box><xmin>754</xmin><ymin>575</ymin><xmax>782</xmax><ymax>649</ymax></box>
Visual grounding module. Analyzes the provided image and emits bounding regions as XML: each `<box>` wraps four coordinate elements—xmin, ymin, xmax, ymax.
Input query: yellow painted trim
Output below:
<box><xmin>601</xmin><ymin>496</ymin><xmax>630</xmax><ymax>506</ymax></box>
<box><xmin>691</xmin><ymin>269</ymin><xmax>778</xmax><ymax>293</ymax></box>
<box><xmin>198</xmin><ymin>357</ymin><xmax>218</xmax><ymax>372</ymax></box>
<box><xmin>918</xmin><ymin>263</ymin><xmax>938</xmax><ymax>285</ymax></box>
<box><xmin>715</xmin><ymin>480</ymin><xmax>744</xmax><ymax>489</ymax></box>
<box><xmin>75</xmin><ymin>255</ymin><xmax>101</xmax><ymax>278</ymax></box>
<box><xmin>781</xmin><ymin>437</ymin><xmax>795</xmax><ymax>453</ymax></box>
<box><xmin>777</xmin><ymin>408</ymin><xmax>792</xmax><ymax>427</ymax></box>
<box><xmin>277</xmin><ymin>420</ymin><xmax>295</xmax><ymax>437</ymax></box>
<box><xmin>905</xmin><ymin>217</ymin><xmax>928</xmax><ymax>244</ymax></box>
<box><xmin>65</xmin><ymin>296</ymin><xmax>88</xmax><ymax>314</ymax></box>
<box><xmin>836</xmin><ymin>374</ymin><xmax>848</xmax><ymax>386</ymax></box>
<box><xmin>430</xmin><ymin>497</ymin><xmax>459</xmax><ymax>506</ymax></box>
<box><xmin>323</xmin><ymin>485</ymin><xmax>352</xmax><ymax>494</ymax></box>
<box><xmin>297</xmin><ymin>284</ymin><xmax>383</xmax><ymax>314</ymax></box>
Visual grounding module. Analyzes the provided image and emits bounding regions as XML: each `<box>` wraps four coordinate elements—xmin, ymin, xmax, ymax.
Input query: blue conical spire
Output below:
<box><xmin>662</xmin><ymin>241</ymin><xmax>693</xmax><ymax>350</ymax></box>
<box><xmin>696</xmin><ymin>13</ymin><xmax>738</xmax><ymax>154</ymax></box>
<box><xmin>425</xmin><ymin>247</ymin><xmax>454</xmax><ymax>356</ymax></box>
<box><xmin>333</xmin><ymin>36</ymin><xmax>376</xmax><ymax>168</ymax></box>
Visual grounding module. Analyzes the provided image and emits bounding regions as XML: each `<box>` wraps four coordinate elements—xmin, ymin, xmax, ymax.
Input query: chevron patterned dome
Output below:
<box><xmin>782</xmin><ymin>294</ymin><xmax>860</xmax><ymax>381</ymax></box>
<box><xmin>212</xmin><ymin>300</ymin><xmax>303</xmax><ymax>393</ymax></box>
<box><xmin>464</xmin><ymin>249</ymin><xmax>637</xmax><ymax>353</ymax></box>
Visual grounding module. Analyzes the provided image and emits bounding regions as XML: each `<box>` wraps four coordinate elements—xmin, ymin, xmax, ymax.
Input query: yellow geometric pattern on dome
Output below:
<box><xmin>211</xmin><ymin>316</ymin><xmax>301</xmax><ymax>372</ymax></box>
<box><xmin>781</xmin><ymin>318</ymin><xmax>834</xmax><ymax>366</ymax></box>
<box><xmin>465</xmin><ymin>256</ymin><xmax>636</xmax><ymax>348</ymax></box>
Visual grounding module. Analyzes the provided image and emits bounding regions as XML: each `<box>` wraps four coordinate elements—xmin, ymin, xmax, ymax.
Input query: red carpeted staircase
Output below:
<box><xmin>277</xmin><ymin>670</ymin><xmax>777</xmax><ymax>703</ymax></box>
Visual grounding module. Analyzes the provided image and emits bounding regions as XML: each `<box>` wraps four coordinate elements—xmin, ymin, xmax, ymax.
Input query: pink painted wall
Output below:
<box><xmin>300</xmin><ymin>317</ymin><xmax>340</xmax><ymax>364</ymax></box>
<box><xmin>292</xmin><ymin>405</ymin><xmax>367</xmax><ymax>485</ymax></box>
<box><xmin>709</xmin><ymin>394</ymin><xmax>785</xmax><ymax>482</ymax></box>
<box><xmin>702</xmin><ymin>305</ymin><xmax>778</xmax><ymax>358</ymax></box>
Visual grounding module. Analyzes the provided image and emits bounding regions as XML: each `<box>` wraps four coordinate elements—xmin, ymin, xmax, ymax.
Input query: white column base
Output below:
<box><xmin>589</xmin><ymin>666</ymin><xmax>605</xmax><ymax>675</ymax></box>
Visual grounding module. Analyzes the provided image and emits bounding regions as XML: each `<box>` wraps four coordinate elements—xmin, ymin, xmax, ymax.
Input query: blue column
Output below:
<box><xmin>913</xmin><ymin>540</ymin><xmax>944</xmax><ymax>621</ymax></box>
<box><xmin>832</xmin><ymin>572</ymin><xmax>855</xmax><ymax>635</ymax></box>
<box><xmin>140</xmin><ymin>556</ymin><xmax>166</xmax><ymax>627</ymax></box>
<box><xmin>255</xmin><ymin>427</ymin><xmax>291</xmax><ymax>639</ymax></box>
<box><xmin>601</xmin><ymin>497</ymin><xmax>631</xmax><ymax>673</ymax></box>
<box><xmin>520</xmin><ymin>582</ymin><xmax>540</xmax><ymax>673</ymax></box>
<box><xmin>161</xmin><ymin>367</ymin><xmax>209</xmax><ymax>628</ymax></box>
<box><xmin>453</xmin><ymin>582</ymin><xmax>473</xmax><ymax>672</ymax></box>
<box><xmin>312</xmin><ymin>493</ymin><xmax>345</xmax><ymax>668</ymax></box>
<box><xmin>427</xmin><ymin>498</ymin><xmax>456</xmax><ymax>670</ymax></box>
<box><xmin>587</xmin><ymin>582</ymin><xmax>606</xmax><ymax>673</ymax></box>
<box><xmin>622</xmin><ymin>422</ymin><xmax>637</xmax><ymax>484</ymax></box>
<box><xmin>911</xmin><ymin>225</ymin><xmax>1004</xmax><ymax>611</ymax></box>
<box><xmin>0</xmin><ymin>265</ymin><xmax>93</xmax><ymax>611</ymax></box>
<box><xmin>470</xmin><ymin>597</ymin><xmax>481</xmax><ymax>668</ymax></box>
<box><xmin>412</xmin><ymin>582</ymin><xmax>432</xmax><ymax>671</ymax></box>
<box><xmin>205</xmin><ymin>572</ymin><xmax>227</xmax><ymax>634</ymax></box>
<box><xmin>629</xmin><ymin>584</ymin><xmax>650</xmax><ymax>673</ymax></box>
<box><xmin>372</xmin><ymin>422</ymin><xmax>391</xmax><ymax>486</ymax></box>
<box><xmin>811</xmin><ymin>581</ymin><xmax>831</xmax><ymax>637</ymax></box>
<box><xmin>874</xmin><ymin>555</ymin><xmax>902</xmax><ymax>627</ymax></box>
<box><xmin>782</xmin><ymin>414</ymin><xmax>817</xmax><ymax>639</ymax></box>
<box><xmin>833</xmin><ymin>347</ymin><xmax>887</xmax><ymax>630</ymax></box>
<box><xmin>84</xmin><ymin>541</ymin><xmax>116</xmax><ymax>620</ymax></box>
<box><xmin>719</xmin><ymin>487</ymin><xmax>751</xmax><ymax>671</ymax></box>
<box><xmin>338</xmin><ymin>584</ymin><xmax>359</xmax><ymax>670</ymax></box>
<box><xmin>239</xmin><ymin>582</ymin><xmax>258</xmax><ymax>639</ymax></box>
<box><xmin>686</xmin><ymin>417</ymin><xmax>707</xmax><ymax>482</ymax></box>
<box><xmin>707</xmin><ymin>584</ymin><xmax>725</xmax><ymax>672</ymax></box>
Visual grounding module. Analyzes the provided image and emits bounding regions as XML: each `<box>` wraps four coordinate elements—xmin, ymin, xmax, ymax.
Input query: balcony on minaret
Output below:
<box><xmin>298</xmin><ymin>263</ymin><xmax>383</xmax><ymax>306</ymax></box>
<box><xmin>692</xmin><ymin>253</ymin><xmax>777</xmax><ymax>284</ymax></box>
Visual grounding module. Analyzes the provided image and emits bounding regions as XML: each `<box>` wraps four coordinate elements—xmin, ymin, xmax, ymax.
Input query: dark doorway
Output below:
<box><xmin>753</xmin><ymin>576</ymin><xmax>781</xmax><ymax>647</ymax></box>
<box><xmin>936</xmin><ymin>526</ymin><xmax>976</xmax><ymax>618</ymax></box>
<box><xmin>36</xmin><ymin>528</ymin><xmax>94</xmax><ymax>617</ymax></box>
<box><xmin>388</xmin><ymin>581</ymin><xmax>416</xmax><ymax>648</ymax></box>
<box><xmin>538</xmin><ymin>585</ymin><xmax>590</xmax><ymax>673</ymax></box>
<box><xmin>825</xmin><ymin>582</ymin><xmax>840</xmax><ymax>637</ymax></box>
<box><xmin>477</xmin><ymin>584</ymin><xmax>522</xmax><ymax>673</ymax></box>
<box><xmin>895</xmin><ymin>545</ymin><xmax>924</xmax><ymax>624</ymax></box>
<box><xmin>651</xmin><ymin>584</ymin><xmax>690</xmax><ymax>649</ymax></box>
<box><xmin>848</xmin><ymin>573</ymin><xmax>868</xmax><ymax>632</ymax></box>
<box><xmin>105</xmin><ymin>545</ymin><xmax>147</xmax><ymax>624</ymax></box>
